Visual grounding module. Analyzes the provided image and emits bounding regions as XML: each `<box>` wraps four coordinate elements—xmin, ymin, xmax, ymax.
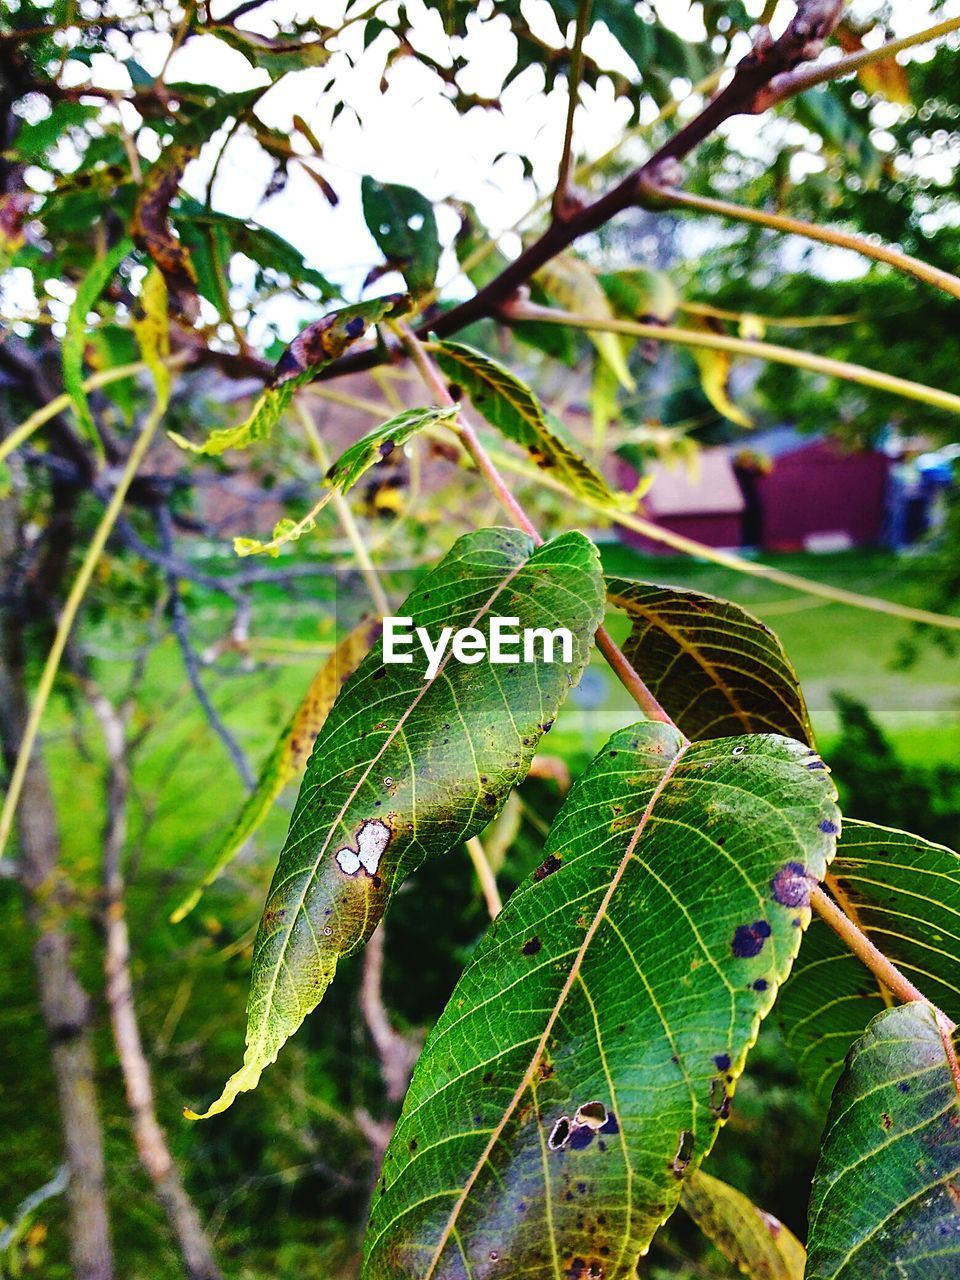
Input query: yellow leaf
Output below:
<box><xmin>685</xmin><ymin>315</ymin><xmax>753</xmax><ymax>429</ymax></box>
<box><xmin>536</xmin><ymin>254</ymin><xmax>636</xmax><ymax>392</ymax></box>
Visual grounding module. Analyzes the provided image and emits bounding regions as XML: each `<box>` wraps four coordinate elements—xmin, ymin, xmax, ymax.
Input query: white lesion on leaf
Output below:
<box><xmin>335</xmin><ymin>819</ymin><xmax>391</xmax><ymax>877</ymax></box>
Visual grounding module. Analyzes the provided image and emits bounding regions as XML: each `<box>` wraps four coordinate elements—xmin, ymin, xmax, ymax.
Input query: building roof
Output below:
<box><xmin>644</xmin><ymin>448</ymin><xmax>745</xmax><ymax>518</ymax></box>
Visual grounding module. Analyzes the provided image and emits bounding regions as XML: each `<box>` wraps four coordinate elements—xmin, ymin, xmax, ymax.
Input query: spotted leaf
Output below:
<box><xmin>806</xmin><ymin>1002</ymin><xmax>960</xmax><ymax>1278</ymax></box>
<box><xmin>779</xmin><ymin>820</ymin><xmax>960</xmax><ymax>1106</ymax></box>
<box><xmin>363</xmin><ymin>726</ymin><xmax>838</xmax><ymax>1277</ymax></box>
<box><xmin>434</xmin><ymin>340</ymin><xmax>632</xmax><ymax>509</ymax></box>
<box><xmin>188</xmin><ymin>528</ymin><xmax>605</xmax><ymax>1118</ymax></box>
<box><xmin>170</xmin><ymin>295</ymin><xmax>409</xmax><ymax>456</ymax></box>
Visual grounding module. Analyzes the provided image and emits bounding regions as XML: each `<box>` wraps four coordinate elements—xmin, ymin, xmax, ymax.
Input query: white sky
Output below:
<box><xmin>13</xmin><ymin>0</ymin><xmax>960</xmax><ymax>338</ymax></box>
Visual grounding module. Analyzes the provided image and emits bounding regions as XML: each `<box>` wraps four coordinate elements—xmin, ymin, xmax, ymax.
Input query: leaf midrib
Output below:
<box><xmin>419</xmin><ymin>732</ymin><xmax>690</xmax><ymax>1280</ymax></box>
<box><xmin>251</xmin><ymin>546</ymin><xmax>532</xmax><ymax>1056</ymax></box>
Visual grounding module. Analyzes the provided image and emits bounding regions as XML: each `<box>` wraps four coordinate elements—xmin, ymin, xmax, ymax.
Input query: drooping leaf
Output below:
<box><xmin>132</xmin><ymin>145</ymin><xmax>200</xmax><ymax>317</ymax></box>
<box><xmin>62</xmin><ymin>237</ymin><xmax>133</xmax><ymax>453</ymax></box>
<box><xmin>233</xmin><ymin>404</ymin><xmax>458</xmax><ymax>556</ymax></box>
<box><xmin>363</xmin><ymin>725</ymin><xmax>839</xmax><ymax>1277</ymax></box>
<box><xmin>680</xmin><ymin>1170</ymin><xmax>806</xmax><ymax>1280</ymax></box>
<box><xmin>805</xmin><ymin>1002</ymin><xmax>960</xmax><ymax>1279</ymax></box>
<box><xmin>684</xmin><ymin>315</ymin><xmax>753</xmax><ymax>429</ymax></box>
<box><xmin>170</xmin><ymin>295</ymin><xmax>409</xmax><ymax>456</ymax></box>
<box><xmin>606</xmin><ymin>579</ymin><xmax>814</xmax><ymax>744</ymax></box>
<box><xmin>535</xmin><ymin>254</ymin><xmax>636</xmax><ymax>391</ymax></box>
<box><xmin>170</xmin><ymin>616</ymin><xmax>382</xmax><ymax>924</ymax></box>
<box><xmin>779</xmin><ymin>820</ymin><xmax>960</xmax><ymax>1106</ymax></box>
<box><xmin>132</xmin><ymin>266</ymin><xmax>171</xmax><ymax>411</ymax></box>
<box><xmin>361</xmin><ymin>177</ymin><xmax>440</xmax><ymax>295</ymax></box>
<box><xmin>835</xmin><ymin>21</ymin><xmax>911</xmax><ymax>105</ymax></box>
<box><xmin>189</xmin><ymin>528</ymin><xmax>605</xmax><ymax>1118</ymax></box>
<box><xmin>434</xmin><ymin>341</ymin><xmax>632</xmax><ymax>509</ymax></box>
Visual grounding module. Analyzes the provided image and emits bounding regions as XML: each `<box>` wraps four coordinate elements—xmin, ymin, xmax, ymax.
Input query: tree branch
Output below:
<box><xmin>397</xmin><ymin>324</ymin><xmax>676</xmax><ymax>726</ymax></box>
<box><xmin>84</xmin><ymin>676</ymin><xmax>223</xmax><ymax>1280</ymax></box>
<box><xmin>553</xmin><ymin>0</ymin><xmax>593</xmax><ymax>221</ymax></box>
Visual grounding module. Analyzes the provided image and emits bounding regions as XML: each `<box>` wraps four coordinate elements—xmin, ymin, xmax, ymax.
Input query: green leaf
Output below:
<box><xmin>189</xmin><ymin>528</ymin><xmax>605</xmax><ymax>1118</ymax></box>
<box><xmin>210</xmin><ymin>26</ymin><xmax>329</xmax><ymax>75</ymax></box>
<box><xmin>170</xmin><ymin>616</ymin><xmax>382</xmax><ymax>924</ymax></box>
<box><xmin>170</xmin><ymin>295</ymin><xmax>408</xmax><ymax>456</ymax></box>
<box><xmin>233</xmin><ymin>405</ymin><xmax>458</xmax><ymax>556</ymax></box>
<box><xmin>361</xmin><ymin>177</ymin><xmax>440</xmax><ymax>295</ymax></box>
<box><xmin>62</xmin><ymin>237</ymin><xmax>133</xmax><ymax>454</ymax></box>
<box><xmin>535</xmin><ymin>254</ymin><xmax>636</xmax><ymax>392</ymax></box>
<box><xmin>363</xmin><ymin>725</ymin><xmax>839</xmax><ymax>1277</ymax></box>
<box><xmin>805</xmin><ymin>1001</ymin><xmax>960</xmax><ymax>1279</ymax></box>
<box><xmin>599</xmin><ymin>267</ymin><xmax>680</xmax><ymax>325</ymax></box>
<box><xmin>779</xmin><ymin>820</ymin><xmax>960</xmax><ymax>1106</ymax></box>
<box><xmin>434</xmin><ymin>340</ymin><xmax>633</xmax><ymax>509</ymax></box>
<box><xmin>606</xmin><ymin>579</ymin><xmax>814</xmax><ymax>744</ymax></box>
<box><xmin>681</xmin><ymin>1170</ymin><xmax>806</xmax><ymax>1280</ymax></box>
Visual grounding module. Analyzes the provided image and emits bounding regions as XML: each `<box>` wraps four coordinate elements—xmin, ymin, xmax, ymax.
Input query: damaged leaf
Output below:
<box><xmin>233</xmin><ymin>404</ymin><xmax>458</xmax><ymax>556</ymax></box>
<box><xmin>170</xmin><ymin>616</ymin><xmax>382</xmax><ymax>923</ymax></box>
<box><xmin>681</xmin><ymin>1170</ymin><xmax>805</xmax><ymax>1280</ymax></box>
<box><xmin>364</xmin><ymin>726</ymin><xmax>838</xmax><ymax>1277</ymax></box>
<box><xmin>188</xmin><ymin>528</ymin><xmax>605</xmax><ymax>1118</ymax></box>
<box><xmin>132</xmin><ymin>146</ymin><xmax>200</xmax><ymax>318</ymax></box>
<box><xmin>779</xmin><ymin>820</ymin><xmax>960</xmax><ymax>1105</ymax></box>
<box><xmin>170</xmin><ymin>295</ymin><xmax>409</xmax><ymax>456</ymax></box>
<box><xmin>806</xmin><ymin>1002</ymin><xmax>960</xmax><ymax>1279</ymax></box>
<box><xmin>434</xmin><ymin>341</ymin><xmax>633</xmax><ymax>509</ymax></box>
<box><xmin>606</xmin><ymin>579</ymin><xmax>814</xmax><ymax>744</ymax></box>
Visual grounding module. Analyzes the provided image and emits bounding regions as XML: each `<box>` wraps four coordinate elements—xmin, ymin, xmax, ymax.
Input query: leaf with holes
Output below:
<box><xmin>805</xmin><ymin>1002</ymin><xmax>960</xmax><ymax>1279</ymax></box>
<box><xmin>606</xmin><ymin>579</ymin><xmax>814</xmax><ymax>744</ymax></box>
<box><xmin>170</xmin><ymin>616</ymin><xmax>383</xmax><ymax>924</ymax></box>
<box><xmin>362</xmin><ymin>724</ymin><xmax>838</xmax><ymax>1278</ymax></box>
<box><xmin>434</xmin><ymin>341</ymin><xmax>632</xmax><ymax>509</ymax></box>
<box><xmin>680</xmin><ymin>1170</ymin><xmax>805</xmax><ymax>1280</ymax></box>
<box><xmin>779</xmin><ymin>820</ymin><xmax>960</xmax><ymax>1106</ymax></box>
<box><xmin>188</xmin><ymin>527</ymin><xmax>605</xmax><ymax>1118</ymax></box>
<box><xmin>233</xmin><ymin>404</ymin><xmax>458</xmax><ymax>556</ymax></box>
<box><xmin>170</xmin><ymin>295</ymin><xmax>408</xmax><ymax>456</ymax></box>
<box><xmin>362</xmin><ymin>176</ymin><xmax>440</xmax><ymax>295</ymax></box>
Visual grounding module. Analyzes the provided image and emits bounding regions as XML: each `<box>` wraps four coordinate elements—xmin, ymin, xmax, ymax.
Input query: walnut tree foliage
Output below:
<box><xmin>2</xmin><ymin>1</ymin><xmax>960</xmax><ymax>1278</ymax></box>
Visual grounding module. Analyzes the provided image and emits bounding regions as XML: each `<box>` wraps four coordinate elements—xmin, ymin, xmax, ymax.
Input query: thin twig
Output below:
<box><xmin>474</xmin><ymin>441</ymin><xmax>960</xmax><ymax>632</ymax></box>
<box><xmin>396</xmin><ymin>324</ymin><xmax>676</xmax><ymax>726</ymax></box>
<box><xmin>553</xmin><ymin>0</ymin><xmax>593</xmax><ymax>221</ymax></box>
<box><xmin>156</xmin><ymin>510</ymin><xmax>255</xmax><ymax>790</ymax></box>
<box><xmin>0</xmin><ymin>389</ymin><xmax>170</xmax><ymax>860</ymax></box>
<box><xmin>358</xmin><ymin>922</ymin><xmax>422</xmax><ymax>1103</ymax></box>
<box><xmin>760</xmin><ymin>14</ymin><xmax>960</xmax><ymax>109</ymax></box>
<box><xmin>502</xmin><ymin>301</ymin><xmax>960</xmax><ymax>417</ymax></box>
<box><xmin>465</xmin><ymin>837</ymin><xmax>502</xmax><ymax>919</ymax></box>
<box><xmin>656</xmin><ymin>187</ymin><xmax>960</xmax><ymax>302</ymax></box>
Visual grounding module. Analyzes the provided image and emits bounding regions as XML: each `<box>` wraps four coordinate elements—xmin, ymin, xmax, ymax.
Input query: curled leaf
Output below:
<box><xmin>685</xmin><ymin>314</ymin><xmax>753</xmax><ymax>429</ymax></box>
<box><xmin>536</xmin><ymin>254</ymin><xmax>636</xmax><ymax>392</ymax></box>
<box><xmin>170</xmin><ymin>295</ymin><xmax>409</xmax><ymax>456</ymax></box>
<box><xmin>133</xmin><ymin>146</ymin><xmax>200</xmax><ymax>318</ymax></box>
<box><xmin>681</xmin><ymin>1170</ymin><xmax>806</xmax><ymax>1280</ymax></box>
<box><xmin>233</xmin><ymin>404</ymin><xmax>457</xmax><ymax>556</ymax></box>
